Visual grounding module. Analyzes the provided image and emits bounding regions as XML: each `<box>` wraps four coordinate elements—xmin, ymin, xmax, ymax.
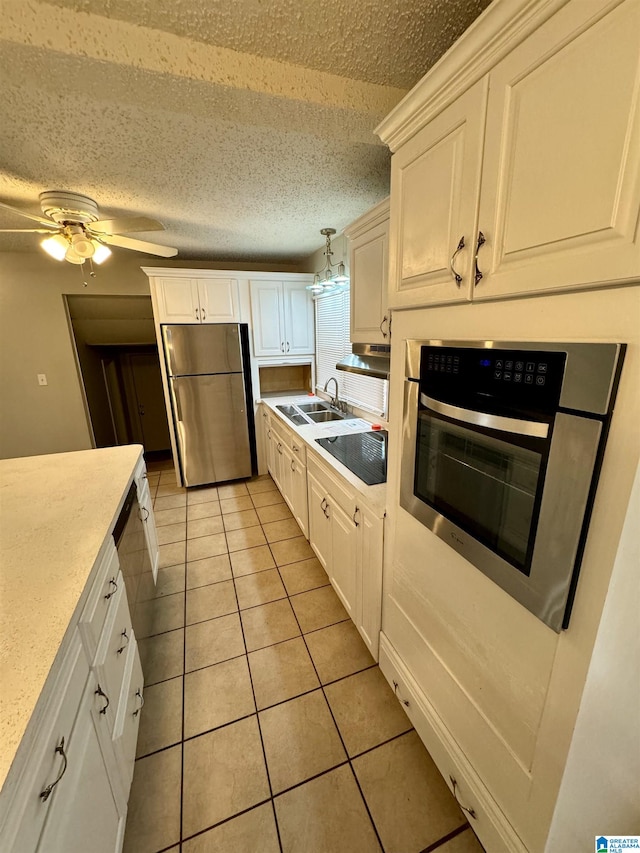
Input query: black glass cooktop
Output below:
<box><xmin>315</xmin><ymin>430</ymin><xmax>388</xmax><ymax>485</ymax></box>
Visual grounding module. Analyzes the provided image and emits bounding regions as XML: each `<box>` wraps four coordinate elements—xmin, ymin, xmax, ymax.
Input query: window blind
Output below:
<box><xmin>314</xmin><ymin>289</ymin><xmax>388</xmax><ymax>417</ymax></box>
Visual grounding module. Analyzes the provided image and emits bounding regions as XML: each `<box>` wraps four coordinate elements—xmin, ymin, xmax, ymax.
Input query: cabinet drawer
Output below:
<box><xmin>113</xmin><ymin>644</ymin><xmax>144</xmax><ymax>793</ymax></box>
<box><xmin>2</xmin><ymin>635</ymin><xmax>89</xmax><ymax>852</ymax></box>
<box><xmin>307</xmin><ymin>454</ymin><xmax>356</xmax><ymax>517</ymax></box>
<box><xmin>93</xmin><ymin>576</ymin><xmax>133</xmax><ymax>736</ymax></box>
<box><xmin>289</xmin><ymin>435</ymin><xmax>306</xmax><ymax>467</ymax></box>
<box><xmin>78</xmin><ymin>538</ymin><xmax>121</xmax><ymax>664</ymax></box>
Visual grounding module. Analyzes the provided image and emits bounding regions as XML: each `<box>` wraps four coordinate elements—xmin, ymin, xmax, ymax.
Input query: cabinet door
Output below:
<box><xmin>154</xmin><ymin>278</ymin><xmax>200</xmax><ymax>323</ymax></box>
<box><xmin>307</xmin><ymin>471</ymin><xmax>331</xmax><ymax>571</ymax></box>
<box><xmin>282</xmin><ymin>281</ymin><xmax>315</xmax><ymax>355</ymax></box>
<box><xmin>3</xmin><ymin>637</ymin><xmax>88</xmax><ymax>853</ymax></box>
<box><xmin>198</xmin><ymin>278</ymin><xmax>240</xmax><ymax>322</ymax></box>
<box><xmin>112</xmin><ymin>643</ymin><xmax>143</xmax><ymax>794</ymax></box>
<box><xmin>475</xmin><ymin>0</ymin><xmax>640</xmax><ymax>300</ymax></box>
<box><xmin>350</xmin><ymin>218</ymin><xmax>390</xmax><ymax>344</ymax></box>
<box><xmin>38</xmin><ymin>679</ymin><xmax>123</xmax><ymax>853</ymax></box>
<box><xmin>138</xmin><ymin>478</ymin><xmax>159</xmax><ymax>582</ymax></box>
<box><xmin>93</xmin><ymin>580</ymin><xmax>133</xmax><ymax>736</ymax></box>
<box><xmin>389</xmin><ymin>78</ymin><xmax>487</xmax><ymax>307</ymax></box>
<box><xmin>356</xmin><ymin>504</ymin><xmax>383</xmax><ymax>659</ymax></box>
<box><xmin>327</xmin><ymin>498</ymin><xmax>358</xmax><ymax>619</ymax></box>
<box><xmin>250</xmin><ymin>281</ymin><xmax>285</xmax><ymax>356</ymax></box>
<box><xmin>289</xmin><ymin>446</ymin><xmax>309</xmax><ymax>538</ymax></box>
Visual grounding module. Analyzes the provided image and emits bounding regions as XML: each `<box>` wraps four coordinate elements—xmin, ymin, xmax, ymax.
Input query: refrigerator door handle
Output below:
<box><xmin>174</xmin><ymin>385</ymin><xmax>183</xmax><ymax>422</ymax></box>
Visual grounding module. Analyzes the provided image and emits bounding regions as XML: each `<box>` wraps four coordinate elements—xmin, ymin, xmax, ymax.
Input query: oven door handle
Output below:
<box><xmin>420</xmin><ymin>393</ymin><xmax>549</xmax><ymax>439</ymax></box>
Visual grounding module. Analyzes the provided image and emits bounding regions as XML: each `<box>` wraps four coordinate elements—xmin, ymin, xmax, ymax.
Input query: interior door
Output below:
<box><xmin>129</xmin><ymin>352</ymin><xmax>171</xmax><ymax>453</ymax></box>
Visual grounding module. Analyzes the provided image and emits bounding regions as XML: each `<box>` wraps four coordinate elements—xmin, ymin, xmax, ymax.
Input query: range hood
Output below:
<box><xmin>336</xmin><ymin>343</ymin><xmax>391</xmax><ymax>380</ymax></box>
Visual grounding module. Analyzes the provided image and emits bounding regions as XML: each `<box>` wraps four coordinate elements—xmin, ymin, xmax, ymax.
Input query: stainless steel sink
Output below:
<box><xmin>275</xmin><ymin>401</ymin><xmax>355</xmax><ymax>426</ymax></box>
<box><xmin>298</xmin><ymin>402</ymin><xmax>330</xmax><ymax>413</ymax></box>
<box><xmin>306</xmin><ymin>410</ymin><xmax>344</xmax><ymax>422</ymax></box>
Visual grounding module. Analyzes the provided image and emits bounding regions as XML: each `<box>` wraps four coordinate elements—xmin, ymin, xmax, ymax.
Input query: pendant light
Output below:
<box><xmin>306</xmin><ymin>228</ymin><xmax>349</xmax><ymax>295</ymax></box>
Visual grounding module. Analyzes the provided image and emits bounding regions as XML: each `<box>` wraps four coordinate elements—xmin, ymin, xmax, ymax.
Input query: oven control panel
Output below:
<box><xmin>421</xmin><ymin>347</ymin><xmax>566</xmax><ymax>416</ymax></box>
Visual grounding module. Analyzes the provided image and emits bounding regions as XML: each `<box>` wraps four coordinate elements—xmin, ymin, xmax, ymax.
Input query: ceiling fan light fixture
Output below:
<box><xmin>65</xmin><ymin>245</ymin><xmax>86</xmax><ymax>264</ymax></box>
<box><xmin>70</xmin><ymin>231</ymin><xmax>95</xmax><ymax>258</ymax></box>
<box><xmin>92</xmin><ymin>242</ymin><xmax>112</xmax><ymax>264</ymax></box>
<box><xmin>40</xmin><ymin>234</ymin><xmax>68</xmax><ymax>261</ymax></box>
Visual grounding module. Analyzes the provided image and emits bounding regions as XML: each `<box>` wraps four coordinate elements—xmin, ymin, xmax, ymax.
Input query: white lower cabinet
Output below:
<box><xmin>135</xmin><ymin>460</ymin><xmax>160</xmax><ymax>582</ymax></box>
<box><xmin>307</xmin><ymin>454</ymin><xmax>383</xmax><ymax>658</ymax></box>
<box><xmin>38</xmin><ymin>676</ymin><xmax>125</xmax><ymax>853</ymax></box>
<box><xmin>266</xmin><ymin>412</ymin><xmax>309</xmax><ymax>538</ymax></box>
<box><xmin>2</xmin><ymin>480</ymin><xmax>148</xmax><ymax>852</ymax></box>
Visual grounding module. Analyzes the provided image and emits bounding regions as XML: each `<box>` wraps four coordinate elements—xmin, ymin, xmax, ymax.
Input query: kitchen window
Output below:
<box><xmin>315</xmin><ymin>289</ymin><xmax>388</xmax><ymax>417</ymax></box>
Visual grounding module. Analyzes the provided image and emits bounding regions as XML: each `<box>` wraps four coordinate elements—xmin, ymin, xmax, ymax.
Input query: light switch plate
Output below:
<box><xmin>37</xmin><ymin>374</ymin><xmax>48</xmax><ymax>386</ymax></box>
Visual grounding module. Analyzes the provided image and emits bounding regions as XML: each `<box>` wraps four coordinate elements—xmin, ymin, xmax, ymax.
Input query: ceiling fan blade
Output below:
<box><xmin>100</xmin><ymin>233</ymin><xmax>178</xmax><ymax>257</ymax></box>
<box><xmin>0</xmin><ymin>200</ymin><xmax>58</xmax><ymax>228</ymax></box>
<box><xmin>90</xmin><ymin>217</ymin><xmax>165</xmax><ymax>235</ymax></box>
<box><xmin>0</xmin><ymin>228</ymin><xmax>56</xmax><ymax>233</ymax></box>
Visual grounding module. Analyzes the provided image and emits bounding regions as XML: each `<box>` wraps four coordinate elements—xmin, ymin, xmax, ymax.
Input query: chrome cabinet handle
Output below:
<box><xmin>195</xmin><ymin>307</ymin><xmax>200</xmax><ymax>320</ymax></box>
<box><xmin>352</xmin><ymin>506</ymin><xmax>360</xmax><ymax>527</ymax></box>
<box><xmin>450</xmin><ymin>236</ymin><xmax>465</xmax><ymax>287</ymax></box>
<box><xmin>280</xmin><ymin>342</ymin><xmax>285</xmax><ymax>352</ymax></box>
<box><xmin>95</xmin><ymin>684</ymin><xmax>110</xmax><ymax>715</ymax></box>
<box><xmin>40</xmin><ymin>737</ymin><xmax>68</xmax><ymax>802</ymax></box>
<box><xmin>117</xmin><ymin>628</ymin><xmax>130</xmax><ymax>655</ymax></box>
<box><xmin>267</xmin><ymin>429</ymin><xmax>271</xmax><ymax>439</ymax></box>
<box><xmin>201</xmin><ymin>307</ymin><xmax>206</xmax><ymax>320</ymax></box>
<box><xmin>379</xmin><ymin>315</ymin><xmax>389</xmax><ymax>339</ymax></box>
<box><xmin>474</xmin><ymin>231</ymin><xmax>486</xmax><ymax>286</ymax></box>
<box><xmin>286</xmin><ymin>341</ymin><xmax>290</xmax><ymax>352</ymax></box>
<box><xmin>133</xmin><ymin>688</ymin><xmax>145</xmax><ymax>717</ymax></box>
<box><xmin>450</xmin><ymin>776</ymin><xmax>477</xmax><ymax>820</ymax></box>
<box><xmin>277</xmin><ymin>442</ymin><xmax>283</xmax><ymax>455</ymax></box>
<box><xmin>323</xmin><ymin>499</ymin><xmax>330</xmax><ymax>519</ymax></box>
<box><xmin>320</xmin><ymin>497</ymin><xmax>327</xmax><ymax>511</ymax></box>
<box><xmin>104</xmin><ymin>577</ymin><xmax>118</xmax><ymax>600</ymax></box>
<box><xmin>291</xmin><ymin>459</ymin><xmax>295</xmax><ymax>472</ymax></box>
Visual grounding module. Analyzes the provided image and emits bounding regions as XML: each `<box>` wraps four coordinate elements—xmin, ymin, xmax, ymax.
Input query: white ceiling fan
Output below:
<box><xmin>0</xmin><ymin>190</ymin><xmax>178</xmax><ymax>265</ymax></box>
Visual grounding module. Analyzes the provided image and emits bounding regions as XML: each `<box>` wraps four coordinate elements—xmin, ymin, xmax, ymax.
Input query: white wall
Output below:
<box><xmin>0</xmin><ymin>251</ymin><xmax>303</xmax><ymax>459</ymax></box>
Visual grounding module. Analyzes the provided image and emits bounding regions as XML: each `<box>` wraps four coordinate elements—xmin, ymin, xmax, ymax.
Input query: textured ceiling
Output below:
<box><xmin>0</xmin><ymin>0</ymin><xmax>491</xmax><ymax>263</ymax></box>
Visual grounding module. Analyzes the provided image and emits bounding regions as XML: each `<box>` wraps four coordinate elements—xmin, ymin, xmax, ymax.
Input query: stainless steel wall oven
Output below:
<box><xmin>401</xmin><ymin>340</ymin><xmax>625</xmax><ymax>631</ymax></box>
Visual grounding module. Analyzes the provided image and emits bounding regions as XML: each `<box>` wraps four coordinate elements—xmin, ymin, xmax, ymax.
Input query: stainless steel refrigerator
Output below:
<box><xmin>162</xmin><ymin>323</ymin><xmax>256</xmax><ymax>487</ymax></box>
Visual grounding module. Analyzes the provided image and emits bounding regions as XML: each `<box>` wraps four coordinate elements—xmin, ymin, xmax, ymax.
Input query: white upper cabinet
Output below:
<box><xmin>475</xmin><ymin>0</ymin><xmax>640</xmax><ymax>300</ymax></box>
<box><xmin>389</xmin><ymin>81</ymin><xmax>487</xmax><ymax>307</ymax></box>
<box><xmin>345</xmin><ymin>198</ymin><xmax>391</xmax><ymax>343</ymax></box>
<box><xmin>250</xmin><ymin>279</ymin><xmax>314</xmax><ymax>357</ymax></box>
<box><xmin>381</xmin><ymin>0</ymin><xmax>640</xmax><ymax>308</ymax></box>
<box><xmin>152</xmin><ymin>276</ymin><xmax>239</xmax><ymax>324</ymax></box>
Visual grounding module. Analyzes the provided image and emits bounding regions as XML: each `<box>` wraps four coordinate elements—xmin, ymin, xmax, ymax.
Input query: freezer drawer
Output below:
<box><xmin>170</xmin><ymin>373</ymin><xmax>252</xmax><ymax>486</ymax></box>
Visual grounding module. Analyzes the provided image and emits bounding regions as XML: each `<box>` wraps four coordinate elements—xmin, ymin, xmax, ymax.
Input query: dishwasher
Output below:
<box><xmin>113</xmin><ymin>482</ymin><xmax>154</xmax><ymax>640</ymax></box>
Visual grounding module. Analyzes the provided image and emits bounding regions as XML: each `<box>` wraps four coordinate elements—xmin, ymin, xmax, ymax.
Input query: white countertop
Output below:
<box><xmin>259</xmin><ymin>395</ymin><xmax>387</xmax><ymax>516</ymax></box>
<box><xmin>0</xmin><ymin>445</ymin><xmax>143</xmax><ymax>791</ymax></box>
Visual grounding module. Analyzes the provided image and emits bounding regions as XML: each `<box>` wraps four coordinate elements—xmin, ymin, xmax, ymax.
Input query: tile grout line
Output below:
<box><xmin>229</xmin><ymin>489</ymin><xmax>285</xmax><ymax>853</ymax></box>
<box><xmin>268</xmin><ymin>539</ymin><xmax>387</xmax><ymax>853</ymax></box>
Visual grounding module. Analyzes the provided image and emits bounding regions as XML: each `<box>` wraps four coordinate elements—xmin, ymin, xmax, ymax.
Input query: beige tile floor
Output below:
<box><xmin>123</xmin><ymin>462</ymin><xmax>485</xmax><ymax>853</ymax></box>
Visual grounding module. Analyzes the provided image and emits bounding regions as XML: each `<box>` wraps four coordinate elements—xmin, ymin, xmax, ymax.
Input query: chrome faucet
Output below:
<box><xmin>324</xmin><ymin>376</ymin><xmax>341</xmax><ymax>409</ymax></box>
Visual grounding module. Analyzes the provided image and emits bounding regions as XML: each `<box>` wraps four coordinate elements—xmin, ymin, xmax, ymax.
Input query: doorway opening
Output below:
<box><xmin>66</xmin><ymin>295</ymin><xmax>171</xmax><ymax>461</ymax></box>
